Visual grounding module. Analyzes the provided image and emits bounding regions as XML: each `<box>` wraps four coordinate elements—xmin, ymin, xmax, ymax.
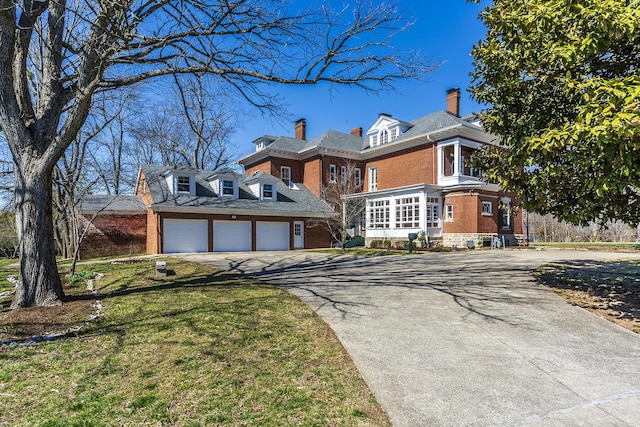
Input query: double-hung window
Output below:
<box><xmin>177</xmin><ymin>176</ymin><xmax>190</xmax><ymax>193</ymax></box>
<box><xmin>445</xmin><ymin>204</ymin><xmax>453</xmax><ymax>221</ymax></box>
<box><xmin>281</xmin><ymin>166</ymin><xmax>291</xmax><ymax>187</ymax></box>
<box><xmin>341</xmin><ymin>165</ymin><xmax>347</xmax><ymax>184</ymax></box>
<box><xmin>222</xmin><ymin>180</ymin><xmax>234</xmax><ymax>196</ymax></box>
<box><xmin>262</xmin><ymin>183</ymin><xmax>274</xmax><ymax>199</ymax></box>
<box><xmin>368</xmin><ymin>167</ymin><xmax>378</xmax><ymax>192</ymax></box>
<box><xmin>329</xmin><ymin>164</ymin><xmax>337</xmax><ymax>182</ymax></box>
<box><xmin>355</xmin><ymin>168</ymin><xmax>362</xmax><ymax>187</ymax></box>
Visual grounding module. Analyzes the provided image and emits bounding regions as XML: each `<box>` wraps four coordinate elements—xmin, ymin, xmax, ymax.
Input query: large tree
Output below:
<box><xmin>0</xmin><ymin>0</ymin><xmax>431</xmax><ymax>308</ymax></box>
<box><xmin>470</xmin><ymin>0</ymin><xmax>640</xmax><ymax>225</ymax></box>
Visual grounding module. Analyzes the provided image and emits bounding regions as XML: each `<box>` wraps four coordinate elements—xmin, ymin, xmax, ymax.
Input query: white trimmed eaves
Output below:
<box><xmin>150</xmin><ymin>205</ymin><xmax>331</xmax><ymax>218</ymax></box>
<box><xmin>342</xmin><ymin>183</ymin><xmax>443</xmax><ymax>200</ymax></box>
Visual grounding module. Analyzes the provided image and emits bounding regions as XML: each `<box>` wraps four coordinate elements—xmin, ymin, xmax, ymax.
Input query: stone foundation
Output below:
<box><xmin>443</xmin><ymin>233</ymin><xmax>525</xmax><ymax>249</ymax></box>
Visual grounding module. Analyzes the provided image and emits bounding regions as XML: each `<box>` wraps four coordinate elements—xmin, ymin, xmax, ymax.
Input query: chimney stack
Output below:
<box><xmin>446</xmin><ymin>88</ymin><xmax>461</xmax><ymax>117</ymax></box>
<box><xmin>295</xmin><ymin>118</ymin><xmax>306</xmax><ymax>140</ymax></box>
<box><xmin>350</xmin><ymin>127</ymin><xmax>363</xmax><ymax>137</ymax></box>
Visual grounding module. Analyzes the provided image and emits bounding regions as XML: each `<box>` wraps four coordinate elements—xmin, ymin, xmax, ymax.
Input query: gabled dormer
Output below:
<box><xmin>161</xmin><ymin>168</ymin><xmax>198</xmax><ymax>196</ymax></box>
<box><xmin>207</xmin><ymin>169</ymin><xmax>240</xmax><ymax>199</ymax></box>
<box><xmin>365</xmin><ymin>113</ymin><xmax>413</xmax><ymax>148</ymax></box>
<box><xmin>244</xmin><ymin>171</ymin><xmax>279</xmax><ymax>201</ymax></box>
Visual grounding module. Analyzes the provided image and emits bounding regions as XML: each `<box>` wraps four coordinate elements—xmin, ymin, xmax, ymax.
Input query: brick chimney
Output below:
<box><xmin>446</xmin><ymin>88</ymin><xmax>461</xmax><ymax>117</ymax></box>
<box><xmin>350</xmin><ymin>127</ymin><xmax>363</xmax><ymax>137</ymax></box>
<box><xmin>295</xmin><ymin>118</ymin><xmax>306</xmax><ymax>140</ymax></box>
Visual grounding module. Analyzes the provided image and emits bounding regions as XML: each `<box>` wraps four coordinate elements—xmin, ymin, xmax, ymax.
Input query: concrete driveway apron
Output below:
<box><xmin>181</xmin><ymin>250</ymin><xmax>640</xmax><ymax>426</ymax></box>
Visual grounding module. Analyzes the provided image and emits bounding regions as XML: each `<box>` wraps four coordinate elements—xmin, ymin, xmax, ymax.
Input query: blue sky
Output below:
<box><xmin>231</xmin><ymin>0</ymin><xmax>487</xmax><ymax>159</ymax></box>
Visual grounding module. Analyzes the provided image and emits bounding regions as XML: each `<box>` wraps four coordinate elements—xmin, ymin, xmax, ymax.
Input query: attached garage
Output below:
<box><xmin>163</xmin><ymin>219</ymin><xmax>208</xmax><ymax>253</ymax></box>
<box><xmin>213</xmin><ymin>220</ymin><xmax>252</xmax><ymax>252</ymax></box>
<box><xmin>256</xmin><ymin>221</ymin><xmax>290</xmax><ymax>251</ymax></box>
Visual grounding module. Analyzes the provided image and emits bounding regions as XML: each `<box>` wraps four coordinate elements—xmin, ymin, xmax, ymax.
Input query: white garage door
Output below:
<box><xmin>256</xmin><ymin>221</ymin><xmax>290</xmax><ymax>251</ymax></box>
<box><xmin>163</xmin><ymin>219</ymin><xmax>208</xmax><ymax>253</ymax></box>
<box><xmin>213</xmin><ymin>220</ymin><xmax>252</xmax><ymax>252</ymax></box>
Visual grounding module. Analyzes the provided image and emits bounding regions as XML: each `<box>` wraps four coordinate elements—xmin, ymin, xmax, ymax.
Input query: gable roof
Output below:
<box><xmin>239</xmin><ymin>110</ymin><xmax>494</xmax><ymax>166</ymax></box>
<box><xmin>77</xmin><ymin>195</ymin><xmax>146</xmax><ymax>214</ymax></box>
<box><xmin>139</xmin><ymin>164</ymin><xmax>333</xmax><ymax>217</ymax></box>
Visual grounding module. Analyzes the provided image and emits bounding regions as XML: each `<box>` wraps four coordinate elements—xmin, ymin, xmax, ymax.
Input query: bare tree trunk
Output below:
<box><xmin>11</xmin><ymin>162</ymin><xmax>64</xmax><ymax>308</ymax></box>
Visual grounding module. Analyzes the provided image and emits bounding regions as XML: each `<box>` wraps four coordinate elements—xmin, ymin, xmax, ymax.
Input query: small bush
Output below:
<box><xmin>68</xmin><ymin>270</ymin><xmax>95</xmax><ymax>285</ymax></box>
<box><xmin>369</xmin><ymin>240</ymin><xmax>381</xmax><ymax>249</ymax></box>
<box><xmin>382</xmin><ymin>239</ymin><xmax>392</xmax><ymax>249</ymax></box>
<box><xmin>345</xmin><ymin>236</ymin><xmax>365</xmax><ymax>248</ymax></box>
<box><xmin>394</xmin><ymin>240</ymin><xmax>407</xmax><ymax>250</ymax></box>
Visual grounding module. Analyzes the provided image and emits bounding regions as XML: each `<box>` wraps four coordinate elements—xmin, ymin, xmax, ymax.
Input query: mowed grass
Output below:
<box><xmin>0</xmin><ymin>259</ymin><xmax>389</xmax><ymax>426</ymax></box>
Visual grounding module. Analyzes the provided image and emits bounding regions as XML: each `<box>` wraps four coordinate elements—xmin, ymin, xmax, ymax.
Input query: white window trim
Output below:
<box><xmin>394</xmin><ymin>196</ymin><xmax>420</xmax><ymax>228</ymax></box>
<box><xmin>482</xmin><ymin>201</ymin><xmax>493</xmax><ymax>216</ymax></box>
<box><xmin>368</xmin><ymin>199</ymin><xmax>390</xmax><ymax>229</ymax></box>
<box><xmin>329</xmin><ymin>164</ymin><xmax>337</xmax><ymax>182</ymax></box>
<box><xmin>341</xmin><ymin>165</ymin><xmax>347</xmax><ymax>184</ymax></box>
<box><xmin>426</xmin><ymin>197</ymin><xmax>440</xmax><ymax>228</ymax></box>
<box><xmin>281</xmin><ymin>166</ymin><xmax>291</xmax><ymax>187</ymax></box>
<box><xmin>355</xmin><ymin>168</ymin><xmax>362</xmax><ymax>187</ymax></box>
<box><xmin>368</xmin><ymin>167</ymin><xmax>378</xmax><ymax>192</ymax></box>
<box><xmin>177</xmin><ymin>175</ymin><xmax>191</xmax><ymax>193</ymax></box>
<box><xmin>261</xmin><ymin>183</ymin><xmax>275</xmax><ymax>200</ymax></box>
<box><xmin>445</xmin><ymin>204</ymin><xmax>453</xmax><ymax>222</ymax></box>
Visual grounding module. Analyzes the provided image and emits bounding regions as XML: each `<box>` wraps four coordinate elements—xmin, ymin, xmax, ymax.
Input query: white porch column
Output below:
<box><xmin>453</xmin><ymin>142</ymin><xmax>460</xmax><ymax>177</ymax></box>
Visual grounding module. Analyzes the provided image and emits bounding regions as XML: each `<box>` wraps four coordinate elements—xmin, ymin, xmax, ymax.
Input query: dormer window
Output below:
<box><xmin>262</xmin><ymin>183</ymin><xmax>274</xmax><ymax>199</ymax></box>
<box><xmin>222</xmin><ymin>180</ymin><xmax>235</xmax><ymax>196</ymax></box>
<box><xmin>177</xmin><ymin>176</ymin><xmax>191</xmax><ymax>192</ymax></box>
<box><xmin>380</xmin><ymin>129</ymin><xmax>389</xmax><ymax>145</ymax></box>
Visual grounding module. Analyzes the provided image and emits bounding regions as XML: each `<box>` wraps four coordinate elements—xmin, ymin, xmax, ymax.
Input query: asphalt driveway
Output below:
<box><xmin>181</xmin><ymin>250</ymin><xmax>640</xmax><ymax>426</ymax></box>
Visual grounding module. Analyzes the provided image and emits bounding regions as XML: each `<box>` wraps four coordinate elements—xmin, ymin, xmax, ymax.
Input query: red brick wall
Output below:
<box><xmin>443</xmin><ymin>192</ymin><xmax>479</xmax><ymax>233</ymax></box>
<box><xmin>78</xmin><ymin>213</ymin><xmax>147</xmax><ymax>259</ymax></box>
<box><xmin>363</xmin><ymin>140</ymin><xmax>435</xmax><ymax>190</ymax></box>
<box><xmin>302</xmin><ymin>157</ymin><xmax>322</xmax><ymax>197</ymax></box>
<box><xmin>244</xmin><ymin>160</ymin><xmax>273</xmax><ymax>178</ymax></box>
<box><xmin>477</xmin><ymin>194</ymin><xmax>499</xmax><ymax>233</ymax></box>
<box><xmin>147</xmin><ymin>210</ymin><xmax>159</xmax><ymax>254</ymax></box>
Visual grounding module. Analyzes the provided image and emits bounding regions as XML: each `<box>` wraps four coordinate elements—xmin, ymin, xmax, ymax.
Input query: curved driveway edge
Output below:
<box><xmin>180</xmin><ymin>250</ymin><xmax>640</xmax><ymax>426</ymax></box>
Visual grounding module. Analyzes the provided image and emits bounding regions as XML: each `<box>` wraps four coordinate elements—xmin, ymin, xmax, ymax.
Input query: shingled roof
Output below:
<box><xmin>77</xmin><ymin>195</ymin><xmax>146</xmax><ymax>213</ymax></box>
<box><xmin>139</xmin><ymin>164</ymin><xmax>333</xmax><ymax>217</ymax></box>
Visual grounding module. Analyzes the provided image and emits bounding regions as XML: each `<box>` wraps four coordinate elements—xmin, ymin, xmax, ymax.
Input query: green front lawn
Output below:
<box><xmin>0</xmin><ymin>259</ymin><xmax>389</xmax><ymax>426</ymax></box>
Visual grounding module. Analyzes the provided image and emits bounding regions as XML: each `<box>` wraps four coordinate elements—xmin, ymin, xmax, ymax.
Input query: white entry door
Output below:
<box><xmin>293</xmin><ymin>221</ymin><xmax>304</xmax><ymax>249</ymax></box>
<box><xmin>256</xmin><ymin>221</ymin><xmax>290</xmax><ymax>251</ymax></box>
<box><xmin>163</xmin><ymin>219</ymin><xmax>208</xmax><ymax>253</ymax></box>
<box><xmin>213</xmin><ymin>220</ymin><xmax>252</xmax><ymax>252</ymax></box>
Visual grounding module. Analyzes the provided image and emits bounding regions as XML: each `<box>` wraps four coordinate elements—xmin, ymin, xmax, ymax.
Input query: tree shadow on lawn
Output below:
<box><xmin>536</xmin><ymin>259</ymin><xmax>640</xmax><ymax>331</ymax></box>
<box><xmin>1</xmin><ymin>268</ymin><xmax>270</xmax><ymax>341</ymax></box>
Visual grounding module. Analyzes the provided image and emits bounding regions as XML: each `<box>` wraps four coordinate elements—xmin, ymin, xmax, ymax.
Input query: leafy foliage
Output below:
<box><xmin>470</xmin><ymin>0</ymin><xmax>640</xmax><ymax>225</ymax></box>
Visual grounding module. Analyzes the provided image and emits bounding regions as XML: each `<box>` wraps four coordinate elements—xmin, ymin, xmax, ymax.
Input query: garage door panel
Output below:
<box><xmin>256</xmin><ymin>221</ymin><xmax>290</xmax><ymax>251</ymax></box>
<box><xmin>163</xmin><ymin>219</ymin><xmax>208</xmax><ymax>253</ymax></box>
<box><xmin>213</xmin><ymin>220</ymin><xmax>251</xmax><ymax>252</ymax></box>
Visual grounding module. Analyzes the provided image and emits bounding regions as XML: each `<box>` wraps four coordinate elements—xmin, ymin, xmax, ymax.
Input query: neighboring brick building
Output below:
<box><xmin>239</xmin><ymin>88</ymin><xmax>524</xmax><ymax>248</ymax></box>
<box><xmin>76</xmin><ymin>195</ymin><xmax>147</xmax><ymax>258</ymax></box>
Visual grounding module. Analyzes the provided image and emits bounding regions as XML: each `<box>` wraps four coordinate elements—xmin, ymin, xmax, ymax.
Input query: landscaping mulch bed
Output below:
<box><xmin>0</xmin><ymin>295</ymin><xmax>96</xmax><ymax>341</ymax></box>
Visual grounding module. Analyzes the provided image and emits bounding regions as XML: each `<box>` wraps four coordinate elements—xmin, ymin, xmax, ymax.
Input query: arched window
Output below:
<box><xmin>380</xmin><ymin>129</ymin><xmax>388</xmax><ymax>145</ymax></box>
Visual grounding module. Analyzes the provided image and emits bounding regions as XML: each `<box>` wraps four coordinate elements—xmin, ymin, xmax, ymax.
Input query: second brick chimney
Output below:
<box><xmin>446</xmin><ymin>88</ymin><xmax>461</xmax><ymax>117</ymax></box>
<box><xmin>295</xmin><ymin>118</ymin><xmax>306</xmax><ymax>140</ymax></box>
<box><xmin>350</xmin><ymin>127</ymin><xmax>363</xmax><ymax>137</ymax></box>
